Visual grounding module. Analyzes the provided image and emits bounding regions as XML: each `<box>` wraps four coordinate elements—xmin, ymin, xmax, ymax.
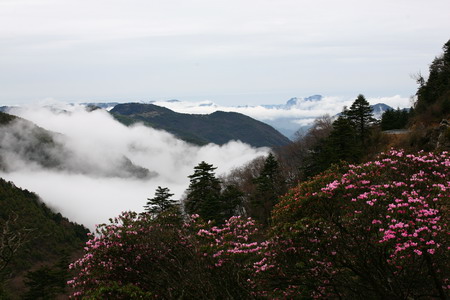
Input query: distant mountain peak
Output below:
<box><xmin>285</xmin><ymin>95</ymin><xmax>323</xmax><ymax>108</ymax></box>
<box><xmin>371</xmin><ymin>103</ymin><xmax>393</xmax><ymax>119</ymax></box>
<box><xmin>304</xmin><ymin>94</ymin><xmax>323</xmax><ymax>102</ymax></box>
<box><xmin>263</xmin><ymin>95</ymin><xmax>324</xmax><ymax>110</ymax></box>
<box><xmin>286</xmin><ymin>97</ymin><xmax>299</xmax><ymax>107</ymax></box>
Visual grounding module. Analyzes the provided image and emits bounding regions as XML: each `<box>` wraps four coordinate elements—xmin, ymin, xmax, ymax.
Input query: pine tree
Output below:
<box><xmin>415</xmin><ymin>39</ymin><xmax>450</xmax><ymax>118</ymax></box>
<box><xmin>184</xmin><ymin>161</ymin><xmax>222</xmax><ymax>222</ymax></box>
<box><xmin>346</xmin><ymin>94</ymin><xmax>376</xmax><ymax>143</ymax></box>
<box><xmin>328</xmin><ymin>115</ymin><xmax>360</xmax><ymax>162</ymax></box>
<box><xmin>251</xmin><ymin>153</ymin><xmax>285</xmax><ymax>225</ymax></box>
<box><xmin>303</xmin><ymin>115</ymin><xmax>360</xmax><ymax>178</ymax></box>
<box><xmin>219</xmin><ymin>184</ymin><xmax>244</xmax><ymax>220</ymax></box>
<box><xmin>144</xmin><ymin>186</ymin><xmax>177</xmax><ymax>216</ymax></box>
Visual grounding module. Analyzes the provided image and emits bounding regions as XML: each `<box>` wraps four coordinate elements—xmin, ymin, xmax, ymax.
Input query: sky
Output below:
<box><xmin>1</xmin><ymin>0</ymin><xmax>449</xmax><ymax>106</ymax></box>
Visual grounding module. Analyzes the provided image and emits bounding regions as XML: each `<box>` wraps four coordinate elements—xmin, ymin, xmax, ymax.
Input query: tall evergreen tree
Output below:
<box><xmin>251</xmin><ymin>153</ymin><xmax>285</xmax><ymax>225</ymax></box>
<box><xmin>144</xmin><ymin>186</ymin><xmax>177</xmax><ymax>216</ymax></box>
<box><xmin>184</xmin><ymin>161</ymin><xmax>222</xmax><ymax>222</ymax></box>
<box><xmin>303</xmin><ymin>115</ymin><xmax>360</xmax><ymax>178</ymax></box>
<box><xmin>346</xmin><ymin>94</ymin><xmax>376</xmax><ymax>143</ymax></box>
<box><xmin>415</xmin><ymin>39</ymin><xmax>450</xmax><ymax>118</ymax></box>
<box><xmin>328</xmin><ymin>115</ymin><xmax>360</xmax><ymax>162</ymax></box>
<box><xmin>219</xmin><ymin>184</ymin><xmax>244</xmax><ymax>220</ymax></box>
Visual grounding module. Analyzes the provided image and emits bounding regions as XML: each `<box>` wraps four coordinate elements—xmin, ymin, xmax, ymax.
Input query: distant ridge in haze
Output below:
<box><xmin>110</xmin><ymin>103</ymin><xmax>291</xmax><ymax>148</ymax></box>
<box><xmin>0</xmin><ymin>111</ymin><xmax>152</xmax><ymax>178</ymax></box>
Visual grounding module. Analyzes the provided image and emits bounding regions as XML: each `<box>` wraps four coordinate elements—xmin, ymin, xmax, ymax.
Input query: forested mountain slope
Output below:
<box><xmin>0</xmin><ymin>178</ymin><xmax>89</xmax><ymax>298</ymax></box>
<box><xmin>110</xmin><ymin>103</ymin><xmax>291</xmax><ymax>148</ymax></box>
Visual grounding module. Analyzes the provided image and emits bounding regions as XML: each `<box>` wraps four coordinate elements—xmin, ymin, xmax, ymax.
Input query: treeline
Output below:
<box><xmin>380</xmin><ymin>107</ymin><xmax>412</xmax><ymax>130</ymax></box>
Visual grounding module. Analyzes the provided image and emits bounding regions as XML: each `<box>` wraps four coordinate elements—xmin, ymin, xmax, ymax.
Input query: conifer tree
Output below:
<box><xmin>346</xmin><ymin>94</ymin><xmax>376</xmax><ymax>143</ymax></box>
<box><xmin>144</xmin><ymin>186</ymin><xmax>177</xmax><ymax>216</ymax></box>
<box><xmin>219</xmin><ymin>184</ymin><xmax>244</xmax><ymax>220</ymax></box>
<box><xmin>415</xmin><ymin>39</ymin><xmax>450</xmax><ymax>118</ymax></box>
<box><xmin>251</xmin><ymin>153</ymin><xmax>285</xmax><ymax>225</ymax></box>
<box><xmin>303</xmin><ymin>115</ymin><xmax>360</xmax><ymax>178</ymax></box>
<box><xmin>380</xmin><ymin>108</ymin><xmax>411</xmax><ymax>130</ymax></box>
<box><xmin>328</xmin><ymin>115</ymin><xmax>360</xmax><ymax>162</ymax></box>
<box><xmin>184</xmin><ymin>161</ymin><xmax>222</xmax><ymax>222</ymax></box>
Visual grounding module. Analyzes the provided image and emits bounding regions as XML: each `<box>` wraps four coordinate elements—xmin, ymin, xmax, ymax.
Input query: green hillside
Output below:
<box><xmin>0</xmin><ymin>178</ymin><xmax>89</xmax><ymax>298</ymax></box>
<box><xmin>110</xmin><ymin>103</ymin><xmax>291</xmax><ymax>148</ymax></box>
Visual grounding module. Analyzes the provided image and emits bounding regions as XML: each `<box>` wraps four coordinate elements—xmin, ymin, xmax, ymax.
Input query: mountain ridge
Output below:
<box><xmin>0</xmin><ymin>111</ymin><xmax>152</xmax><ymax>178</ymax></box>
<box><xmin>110</xmin><ymin>103</ymin><xmax>291</xmax><ymax>148</ymax></box>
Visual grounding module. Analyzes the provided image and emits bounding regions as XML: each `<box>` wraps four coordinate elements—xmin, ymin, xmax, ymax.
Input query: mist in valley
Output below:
<box><xmin>0</xmin><ymin>103</ymin><xmax>268</xmax><ymax>230</ymax></box>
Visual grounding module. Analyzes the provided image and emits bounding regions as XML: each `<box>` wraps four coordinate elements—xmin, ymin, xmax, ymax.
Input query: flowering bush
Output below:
<box><xmin>69</xmin><ymin>150</ymin><xmax>448</xmax><ymax>299</ymax></box>
<box><xmin>267</xmin><ymin>150</ymin><xmax>449</xmax><ymax>298</ymax></box>
<box><xmin>68</xmin><ymin>212</ymin><xmax>265</xmax><ymax>299</ymax></box>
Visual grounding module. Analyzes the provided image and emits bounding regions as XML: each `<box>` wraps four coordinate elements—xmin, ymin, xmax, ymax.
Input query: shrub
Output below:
<box><xmin>265</xmin><ymin>150</ymin><xmax>449</xmax><ymax>298</ymax></box>
<box><xmin>68</xmin><ymin>212</ymin><xmax>265</xmax><ymax>299</ymax></box>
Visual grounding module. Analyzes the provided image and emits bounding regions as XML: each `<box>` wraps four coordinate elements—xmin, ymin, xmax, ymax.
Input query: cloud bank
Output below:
<box><xmin>0</xmin><ymin>103</ymin><xmax>268</xmax><ymax>230</ymax></box>
<box><xmin>152</xmin><ymin>95</ymin><xmax>412</xmax><ymax>121</ymax></box>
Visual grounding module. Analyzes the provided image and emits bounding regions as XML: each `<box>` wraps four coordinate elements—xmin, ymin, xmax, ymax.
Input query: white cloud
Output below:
<box><xmin>153</xmin><ymin>95</ymin><xmax>411</xmax><ymax>122</ymax></box>
<box><xmin>366</xmin><ymin>95</ymin><xmax>413</xmax><ymax>109</ymax></box>
<box><xmin>1</xmin><ymin>103</ymin><xmax>268</xmax><ymax>230</ymax></box>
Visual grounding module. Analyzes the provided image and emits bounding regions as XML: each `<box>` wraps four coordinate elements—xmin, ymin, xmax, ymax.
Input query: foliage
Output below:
<box><xmin>380</xmin><ymin>108</ymin><xmax>412</xmax><ymax>130</ymax></box>
<box><xmin>265</xmin><ymin>149</ymin><xmax>449</xmax><ymax>298</ymax></box>
<box><xmin>0</xmin><ymin>112</ymin><xmax>16</xmax><ymax>126</ymax></box>
<box><xmin>219</xmin><ymin>184</ymin><xmax>245</xmax><ymax>219</ymax></box>
<box><xmin>68</xmin><ymin>212</ymin><xmax>265</xmax><ymax>299</ymax></box>
<box><xmin>184</xmin><ymin>161</ymin><xmax>247</xmax><ymax>223</ymax></box>
<box><xmin>303</xmin><ymin>116</ymin><xmax>359</xmax><ymax>178</ymax></box>
<box><xmin>68</xmin><ymin>149</ymin><xmax>449</xmax><ymax>299</ymax></box>
<box><xmin>299</xmin><ymin>95</ymin><xmax>376</xmax><ymax>179</ymax></box>
<box><xmin>0</xmin><ymin>178</ymin><xmax>89</xmax><ymax>297</ymax></box>
<box><xmin>184</xmin><ymin>161</ymin><xmax>222</xmax><ymax>222</ymax></box>
<box><xmin>250</xmin><ymin>153</ymin><xmax>286</xmax><ymax>225</ymax></box>
<box><xmin>414</xmin><ymin>39</ymin><xmax>450</xmax><ymax>121</ymax></box>
<box><xmin>143</xmin><ymin>186</ymin><xmax>177</xmax><ymax>217</ymax></box>
<box><xmin>345</xmin><ymin>94</ymin><xmax>377</xmax><ymax>144</ymax></box>
<box><xmin>23</xmin><ymin>255</ymin><xmax>70</xmax><ymax>299</ymax></box>
<box><xmin>220</xmin><ymin>156</ymin><xmax>266</xmax><ymax>215</ymax></box>
<box><xmin>0</xmin><ymin>214</ymin><xmax>33</xmax><ymax>276</ymax></box>
<box><xmin>278</xmin><ymin>115</ymin><xmax>333</xmax><ymax>184</ymax></box>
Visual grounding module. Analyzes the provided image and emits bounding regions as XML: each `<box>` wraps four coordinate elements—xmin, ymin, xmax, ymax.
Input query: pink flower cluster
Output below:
<box><xmin>269</xmin><ymin>149</ymin><xmax>449</xmax><ymax>298</ymax></box>
<box><xmin>193</xmin><ymin>216</ymin><xmax>265</xmax><ymax>267</ymax></box>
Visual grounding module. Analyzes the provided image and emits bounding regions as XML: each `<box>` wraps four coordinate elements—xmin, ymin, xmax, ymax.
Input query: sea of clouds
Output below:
<box><xmin>149</xmin><ymin>94</ymin><xmax>413</xmax><ymax>138</ymax></box>
<box><xmin>0</xmin><ymin>103</ymin><xmax>268</xmax><ymax>230</ymax></box>
<box><xmin>151</xmin><ymin>95</ymin><xmax>413</xmax><ymax>120</ymax></box>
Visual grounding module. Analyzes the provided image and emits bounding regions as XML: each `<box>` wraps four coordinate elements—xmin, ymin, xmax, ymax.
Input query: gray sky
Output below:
<box><xmin>1</xmin><ymin>0</ymin><xmax>449</xmax><ymax>106</ymax></box>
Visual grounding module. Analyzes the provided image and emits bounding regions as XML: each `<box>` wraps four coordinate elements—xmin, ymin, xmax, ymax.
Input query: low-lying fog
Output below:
<box><xmin>0</xmin><ymin>103</ymin><xmax>268</xmax><ymax>230</ymax></box>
